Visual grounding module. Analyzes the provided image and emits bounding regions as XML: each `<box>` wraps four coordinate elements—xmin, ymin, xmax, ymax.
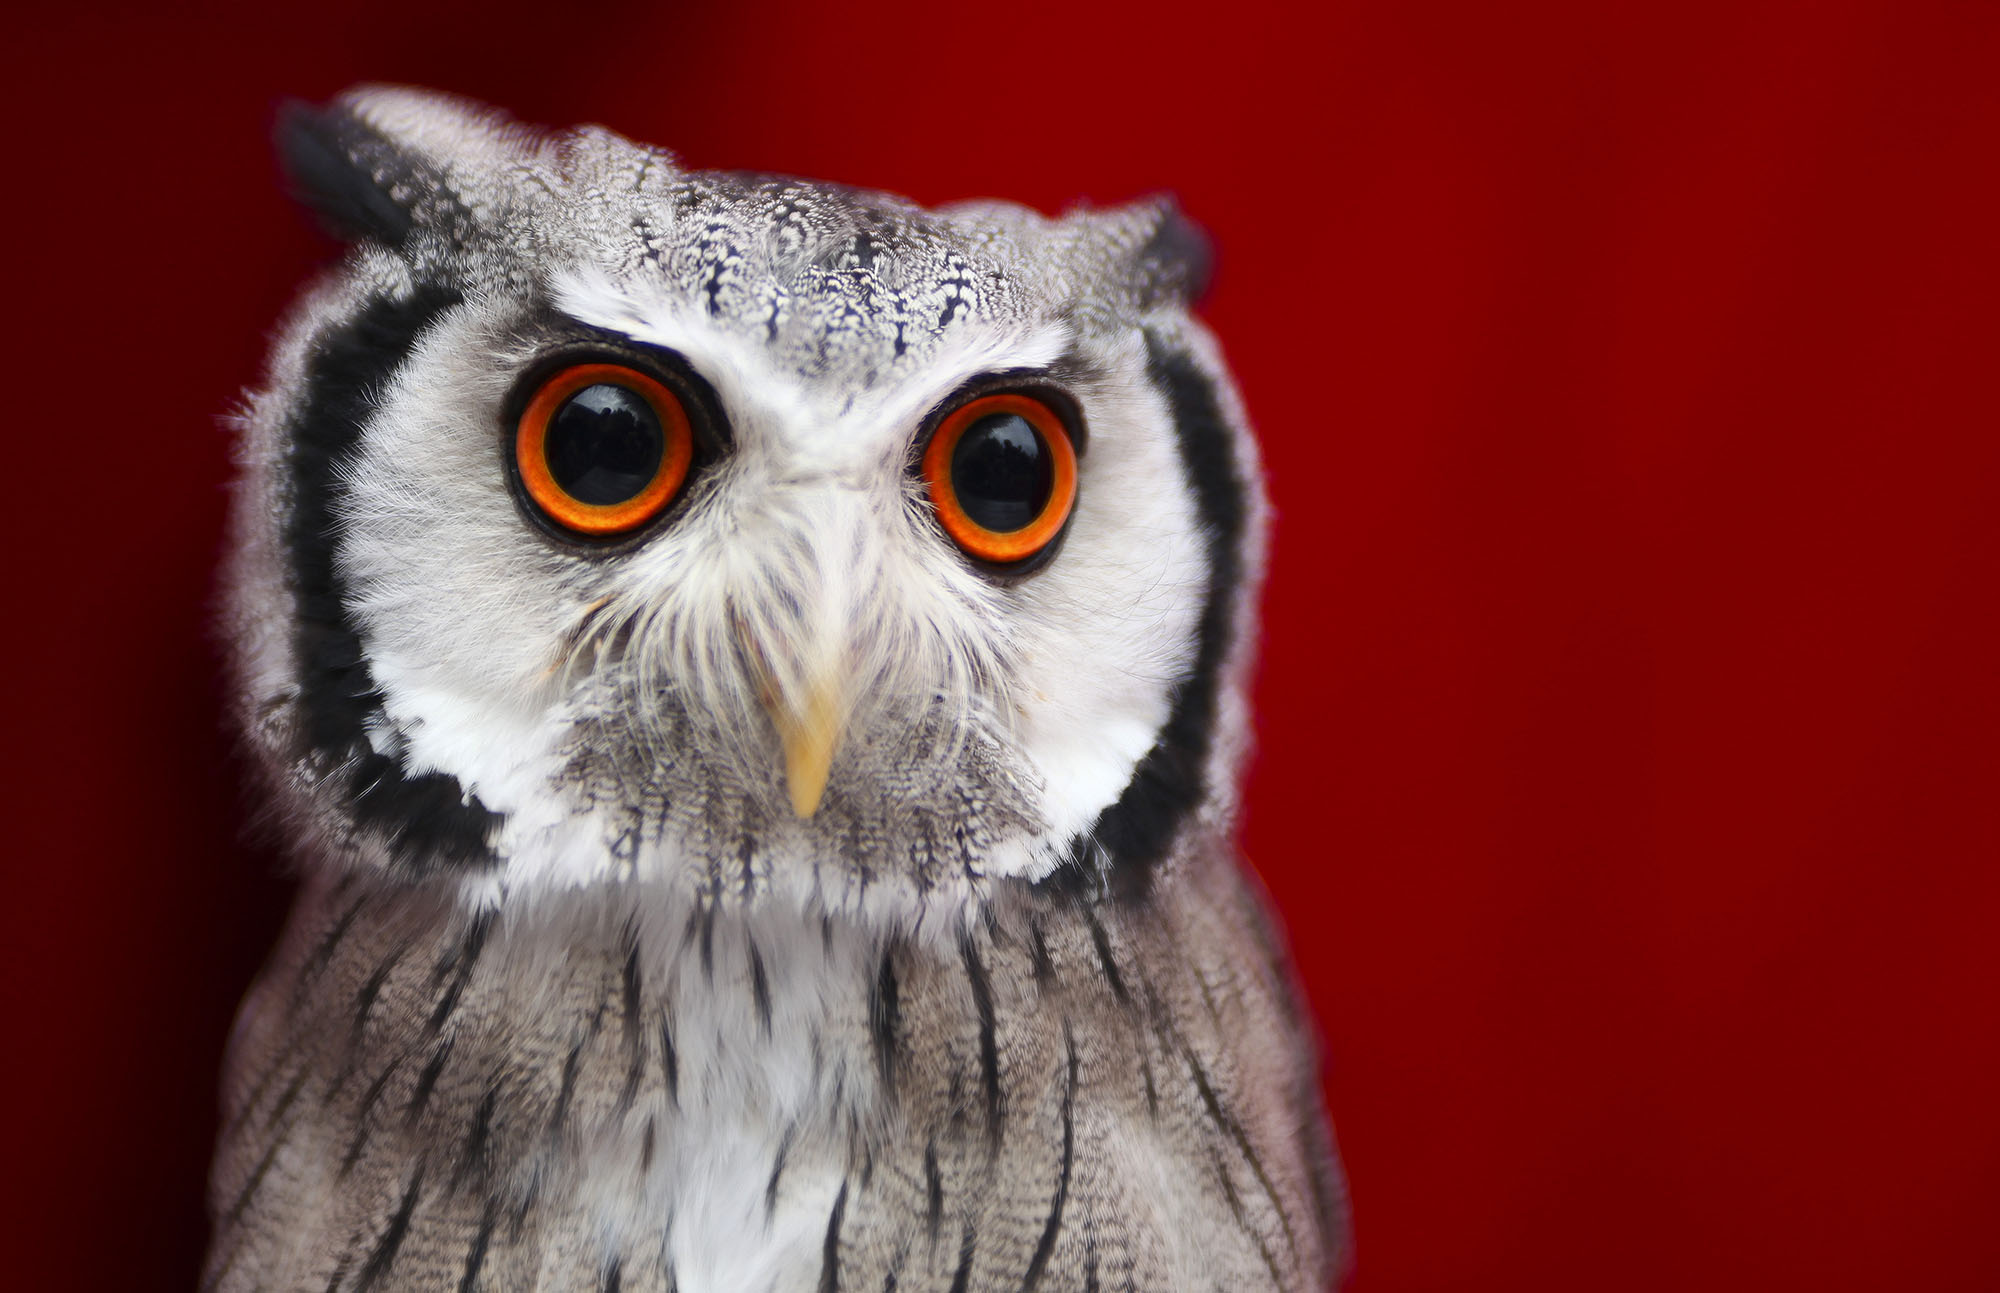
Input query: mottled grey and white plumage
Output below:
<box><xmin>206</xmin><ymin>86</ymin><xmax>1347</xmax><ymax>1291</ymax></box>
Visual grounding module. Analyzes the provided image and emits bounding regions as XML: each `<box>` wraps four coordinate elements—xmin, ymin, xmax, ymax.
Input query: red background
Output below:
<box><xmin>4</xmin><ymin>2</ymin><xmax>1997</xmax><ymax>1287</ymax></box>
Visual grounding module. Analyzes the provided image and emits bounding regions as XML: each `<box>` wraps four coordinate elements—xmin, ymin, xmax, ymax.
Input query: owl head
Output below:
<box><xmin>226</xmin><ymin>86</ymin><xmax>1266</xmax><ymax>925</ymax></box>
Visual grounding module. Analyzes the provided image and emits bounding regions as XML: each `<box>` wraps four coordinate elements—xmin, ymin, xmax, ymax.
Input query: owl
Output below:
<box><xmin>205</xmin><ymin>86</ymin><xmax>1347</xmax><ymax>1292</ymax></box>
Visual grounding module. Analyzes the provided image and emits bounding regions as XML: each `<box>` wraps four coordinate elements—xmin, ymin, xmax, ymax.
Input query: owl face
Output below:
<box><xmin>229</xmin><ymin>87</ymin><xmax>1263</xmax><ymax>923</ymax></box>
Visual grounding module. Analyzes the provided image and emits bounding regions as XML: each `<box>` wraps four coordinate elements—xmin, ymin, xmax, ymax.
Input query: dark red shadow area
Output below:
<box><xmin>3</xmin><ymin>2</ymin><xmax>1996</xmax><ymax>1288</ymax></box>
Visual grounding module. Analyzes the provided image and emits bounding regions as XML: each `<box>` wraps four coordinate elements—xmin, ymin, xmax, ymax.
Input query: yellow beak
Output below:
<box><xmin>765</xmin><ymin>673</ymin><xmax>844</xmax><ymax>818</ymax></box>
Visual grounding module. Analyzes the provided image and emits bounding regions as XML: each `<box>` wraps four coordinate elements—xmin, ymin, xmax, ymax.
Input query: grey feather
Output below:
<box><xmin>209</xmin><ymin>86</ymin><xmax>1347</xmax><ymax>1291</ymax></box>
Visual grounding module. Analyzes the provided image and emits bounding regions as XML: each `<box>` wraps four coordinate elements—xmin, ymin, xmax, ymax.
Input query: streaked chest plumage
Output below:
<box><xmin>205</xmin><ymin>86</ymin><xmax>1346</xmax><ymax>1291</ymax></box>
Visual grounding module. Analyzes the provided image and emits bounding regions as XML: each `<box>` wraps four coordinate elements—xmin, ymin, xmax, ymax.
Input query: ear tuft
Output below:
<box><xmin>276</xmin><ymin>98</ymin><xmax>421</xmax><ymax>245</ymax></box>
<box><xmin>1137</xmin><ymin>201</ymin><xmax>1214</xmax><ymax>305</ymax></box>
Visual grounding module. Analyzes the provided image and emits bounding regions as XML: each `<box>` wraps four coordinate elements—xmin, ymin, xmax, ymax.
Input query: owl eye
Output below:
<box><xmin>515</xmin><ymin>363</ymin><xmax>695</xmax><ymax>537</ymax></box>
<box><xmin>921</xmin><ymin>391</ymin><xmax>1079</xmax><ymax>566</ymax></box>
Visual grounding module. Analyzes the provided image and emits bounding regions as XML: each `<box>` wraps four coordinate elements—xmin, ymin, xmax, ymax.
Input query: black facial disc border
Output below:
<box><xmin>1040</xmin><ymin>332</ymin><xmax>1247</xmax><ymax>902</ymax></box>
<box><xmin>283</xmin><ymin>282</ymin><xmax>503</xmax><ymax>873</ymax></box>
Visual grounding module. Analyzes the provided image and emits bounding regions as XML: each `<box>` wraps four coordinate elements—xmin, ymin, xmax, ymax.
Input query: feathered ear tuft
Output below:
<box><xmin>275</xmin><ymin>97</ymin><xmax>422</xmax><ymax>245</ymax></box>
<box><xmin>275</xmin><ymin>87</ymin><xmax>518</xmax><ymax>247</ymax></box>
<box><xmin>1136</xmin><ymin>199</ymin><xmax>1214</xmax><ymax>305</ymax></box>
<box><xmin>1070</xmin><ymin>195</ymin><xmax>1214</xmax><ymax>308</ymax></box>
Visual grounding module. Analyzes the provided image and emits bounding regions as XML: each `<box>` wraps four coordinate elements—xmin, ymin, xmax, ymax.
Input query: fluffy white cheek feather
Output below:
<box><xmin>329</xmin><ymin>279</ymin><xmax>1210</xmax><ymax>904</ymax></box>
<box><xmin>334</xmin><ymin>312</ymin><xmax>591</xmax><ymax>869</ymax></box>
<box><xmin>556</xmin><ymin>278</ymin><xmax>1206</xmax><ymax>868</ymax></box>
<box><xmin>1006</xmin><ymin>353</ymin><xmax>1209</xmax><ymax>876</ymax></box>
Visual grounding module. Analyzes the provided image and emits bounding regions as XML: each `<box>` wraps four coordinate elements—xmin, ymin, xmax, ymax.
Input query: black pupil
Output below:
<box><xmin>950</xmin><ymin>413</ymin><xmax>1054</xmax><ymax>533</ymax></box>
<box><xmin>544</xmin><ymin>383</ymin><xmax>665</xmax><ymax>505</ymax></box>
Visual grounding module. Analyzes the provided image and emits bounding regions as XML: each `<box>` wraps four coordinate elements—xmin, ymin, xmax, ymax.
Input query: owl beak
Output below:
<box><xmin>766</xmin><ymin>674</ymin><xmax>844</xmax><ymax>818</ymax></box>
<box><xmin>735</xmin><ymin>608</ymin><xmax>846</xmax><ymax>817</ymax></box>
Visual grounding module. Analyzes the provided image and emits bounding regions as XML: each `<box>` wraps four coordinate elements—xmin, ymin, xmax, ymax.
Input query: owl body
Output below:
<box><xmin>207</xmin><ymin>88</ymin><xmax>1345</xmax><ymax>1291</ymax></box>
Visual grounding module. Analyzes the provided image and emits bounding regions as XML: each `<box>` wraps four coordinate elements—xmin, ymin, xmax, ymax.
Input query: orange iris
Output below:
<box><xmin>515</xmin><ymin>363</ymin><xmax>693</xmax><ymax>537</ymax></box>
<box><xmin>921</xmin><ymin>391</ymin><xmax>1078</xmax><ymax>565</ymax></box>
